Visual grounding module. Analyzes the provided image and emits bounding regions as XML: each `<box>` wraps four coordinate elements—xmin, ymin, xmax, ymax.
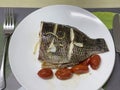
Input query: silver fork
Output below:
<box><xmin>0</xmin><ymin>8</ymin><xmax>15</xmax><ymax>90</ymax></box>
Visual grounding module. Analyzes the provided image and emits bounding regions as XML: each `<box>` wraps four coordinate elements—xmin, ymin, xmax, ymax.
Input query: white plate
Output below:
<box><xmin>9</xmin><ymin>5</ymin><xmax>115</xmax><ymax>90</ymax></box>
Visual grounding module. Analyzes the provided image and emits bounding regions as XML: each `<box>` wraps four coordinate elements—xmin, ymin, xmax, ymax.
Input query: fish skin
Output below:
<box><xmin>38</xmin><ymin>21</ymin><xmax>109</xmax><ymax>68</ymax></box>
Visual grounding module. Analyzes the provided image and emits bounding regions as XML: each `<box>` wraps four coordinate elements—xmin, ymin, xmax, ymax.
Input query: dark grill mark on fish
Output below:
<box><xmin>38</xmin><ymin>21</ymin><xmax>109</xmax><ymax>68</ymax></box>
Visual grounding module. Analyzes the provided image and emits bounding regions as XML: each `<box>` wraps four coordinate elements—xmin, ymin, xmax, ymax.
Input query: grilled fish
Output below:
<box><xmin>38</xmin><ymin>21</ymin><xmax>109</xmax><ymax>68</ymax></box>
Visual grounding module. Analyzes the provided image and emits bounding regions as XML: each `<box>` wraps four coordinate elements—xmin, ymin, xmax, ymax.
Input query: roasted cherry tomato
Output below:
<box><xmin>89</xmin><ymin>54</ymin><xmax>101</xmax><ymax>70</ymax></box>
<box><xmin>55</xmin><ymin>68</ymin><xmax>73</xmax><ymax>80</ymax></box>
<box><xmin>37</xmin><ymin>68</ymin><xmax>53</xmax><ymax>79</ymax></box>
<box><xmin>71</xmin><ymin>64</ymin><xmax>89</xmax><ymax>74</ymax></box>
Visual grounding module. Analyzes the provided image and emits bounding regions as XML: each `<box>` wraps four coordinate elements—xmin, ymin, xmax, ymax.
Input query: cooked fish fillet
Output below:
<box><xmin>38</xmin><ymin>21</ymin><xmax>109</xmax><ymax>68</ymax></box>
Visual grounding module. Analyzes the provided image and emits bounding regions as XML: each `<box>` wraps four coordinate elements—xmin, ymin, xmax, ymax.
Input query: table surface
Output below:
<box><xmin>0</xmin><ymin>0</ymin><xmax>120</xmax><ymax>8</ymax></box>
<box><xmin>0</xmin><ymin>8</ymin><xmax>120</xmax><ymax>90</ymax></box>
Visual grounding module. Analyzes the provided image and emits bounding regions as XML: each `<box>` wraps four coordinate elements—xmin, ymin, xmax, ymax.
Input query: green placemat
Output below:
<box><xmin>0</xmin><ymin>25</ymin><xmax>4</xmax><ymax>59</ymax></box>
<box><xmin>93</xmin><ymin>12</ymin><xmax>115</xmax><ymax>29</ymax></box>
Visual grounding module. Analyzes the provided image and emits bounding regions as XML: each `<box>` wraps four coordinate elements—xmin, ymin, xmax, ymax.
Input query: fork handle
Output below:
<box><xmin>0</xmin><ymin>37</ymin><xmax>9</xmax><ymax>89</ymax></box>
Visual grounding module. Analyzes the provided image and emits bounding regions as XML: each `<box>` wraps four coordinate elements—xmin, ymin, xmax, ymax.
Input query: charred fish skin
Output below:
<box><xmin>39</xmin><ymin>22</ymin><xmax>71</xmax><ymax>63</ymax></box>
<box><xmin>38</xmin><ymin>21</ymin><xmax>109</xmax><ymax>68</ymax></box>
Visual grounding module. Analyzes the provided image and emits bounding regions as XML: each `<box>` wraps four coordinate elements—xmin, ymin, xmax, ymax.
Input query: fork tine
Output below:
<box><xmin>3</xmin><ymin>8</ymin><xmax>9</xmax><ymax>30</ymax></box>
<box><xmin>3</xmin><ymin>8</ymin><xmax>15</xmax><ymax>34</ymax></box>
<box><xmin>11</xmin><ymin>9</ymin><xmax>15</xmax><ymax>29</ymax></box>
<box><xmin>8</xmin><ymin>8</ymin><xmax>14</xmax><ymax>30</ymax></box>
<box><xmin>8</xmin><ymin>8</ymin><xmax>11</xmax><ymax>28</ymax></box>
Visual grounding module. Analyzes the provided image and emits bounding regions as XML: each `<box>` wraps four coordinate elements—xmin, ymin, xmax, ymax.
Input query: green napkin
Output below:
<box><xmin>93</xmin><ymin>12</ymin><xmax>115</xmax><ymax>29</ymax></box>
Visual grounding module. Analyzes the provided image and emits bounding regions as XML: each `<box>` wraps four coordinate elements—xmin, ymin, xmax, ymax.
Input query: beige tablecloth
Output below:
<box><xmin>0</xmin><ymin>0</ymin><xmax>120</xmax><ymax>8</ymax></box>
